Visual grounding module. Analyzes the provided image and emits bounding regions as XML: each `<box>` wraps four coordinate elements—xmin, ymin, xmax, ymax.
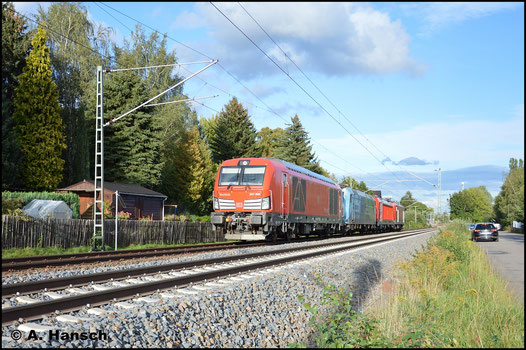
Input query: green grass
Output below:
<box><xmin>2</xmin><ymin>241</ymin><xmax>238</xmax><ymax>258</ymax></box>
<box><xmin>370</xmin><ymin>220</ymin><xmax>524</xmax><ymax>348</ymax></box>
<box><xmin>292</xmin><ymin>219</ymin><xmax>524</xmax><ymax>348</ymax></box>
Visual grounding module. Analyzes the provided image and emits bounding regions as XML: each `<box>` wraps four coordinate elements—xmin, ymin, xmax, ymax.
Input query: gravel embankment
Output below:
<box><xmin>2</xmin><ymin>230</ymin><xmax>436</xmax><ymax>348</ymax></box>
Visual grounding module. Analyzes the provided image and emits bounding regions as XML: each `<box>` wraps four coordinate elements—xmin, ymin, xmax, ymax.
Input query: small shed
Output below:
<box><xmin>56</xmin><ymin>179</ymin><xmax>167</xmax><ymax>220</ymax></box>
<box><xmin>23</xmin><ymin>199</ymin><xmax>73</xmax><ymax>220</ymax></box>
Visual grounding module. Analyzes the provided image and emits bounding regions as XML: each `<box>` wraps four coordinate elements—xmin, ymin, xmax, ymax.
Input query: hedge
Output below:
<box><xmin>2</xmin><ymin>191</ymin><xmax>81</xmax><ymax>219</ymax></box>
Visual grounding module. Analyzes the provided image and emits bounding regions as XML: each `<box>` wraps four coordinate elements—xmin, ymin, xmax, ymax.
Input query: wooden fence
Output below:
<box><xmin>1</xmin><ymin>216</ymin><xmax>222</xmax><ymax>250</ymax></box>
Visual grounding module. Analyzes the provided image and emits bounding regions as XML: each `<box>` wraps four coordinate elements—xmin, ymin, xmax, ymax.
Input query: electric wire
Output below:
<box><xmin>90</xmin><ymin>3</ymin><xmax>424</xmax><ymax>202</ymax></box>
<box><xmin>236</xmin><ymin>2</ymin><xmax>431</xmax><ymax>188</ymax></box>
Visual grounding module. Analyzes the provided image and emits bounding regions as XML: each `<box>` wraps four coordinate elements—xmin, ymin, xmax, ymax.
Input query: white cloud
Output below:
<box><xmin>315</xmin><ymin>112</ymin><xmax>524</xmax><ymax>173</ymax></box>
<box><xmin>402</xmin><ymin>2</ymin><xmax>523</xmax><ymax>35</ymax></box>
<box><xmin>171</xmin><ymin>10</ymin><xmax>207</xmax><ymax>30</ymax></box>
<box><xmin>189</xmin><ymin>2</ymin><xmax>425</xmax><ymax>80</ymax></box>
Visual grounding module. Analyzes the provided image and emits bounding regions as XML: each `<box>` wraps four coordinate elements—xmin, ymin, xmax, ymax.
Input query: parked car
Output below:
<box><xmin>472</xmin><ymin>223</ymin><xmax>499</xmax><ymax>242</ymax></box>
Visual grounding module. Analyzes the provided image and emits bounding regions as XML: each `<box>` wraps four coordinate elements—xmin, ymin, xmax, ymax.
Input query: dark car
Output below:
<box><xmin>472</xmin><ymin>223</ymin><xmax>499</xmax><ymax>242</ymax></box>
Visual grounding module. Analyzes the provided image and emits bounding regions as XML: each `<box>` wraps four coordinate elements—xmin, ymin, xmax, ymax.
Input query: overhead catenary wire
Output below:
<box><xmin>236</xmin><ymin>2</ymin><xmax>428</xmax><ymax>186</ymax></box>
<box><xmin>210</xmin><ymin>3</ymin><xmax>407</xmax><ymax>178</ymax></box>
<box><xmin>91</xmin><ymin>3</ymin><xmax>422</xmax><ymax>201</ymax></box>
<box><xmin>11</xmin><ymin>4</ymin><xmax>414</xmax><ymax>202</ymax></box>
<box><xmin>210</xmin><ymin>2</ymin><xmax>420</xmax><ymax>200</ymax></box>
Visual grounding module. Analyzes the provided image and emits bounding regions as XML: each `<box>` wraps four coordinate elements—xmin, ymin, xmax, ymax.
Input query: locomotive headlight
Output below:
<box><xmin>213</xmin><ymin>197</ymin><xmax>219</xmax><ymax>210</ymax></box>
<box><xmin>261</xmin><ymin>196</ymin><xmax>271</xmax><ymax>210</ymax></box>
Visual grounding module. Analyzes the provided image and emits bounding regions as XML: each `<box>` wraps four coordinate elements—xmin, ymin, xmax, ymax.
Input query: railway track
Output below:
<box><xmin>1</xmin><ymin>242</ymin><xmax>269</xmax><ymax>272</ymax></box>
<box><xmin>2</xmin><ymin>228</ymin><xmax>434</xmax><ymax>325</ymax></box>
<box><xmin>2</xmin><ymin>234</ymin><xmax>351</xmax><ymax>272</ymax></box>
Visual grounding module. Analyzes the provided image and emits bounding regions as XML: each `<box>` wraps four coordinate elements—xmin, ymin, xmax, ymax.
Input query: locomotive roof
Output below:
<box><xmin>265</xmin><ymin>158</ymin><xmax>337</xmax><ymax>185</ymax></box>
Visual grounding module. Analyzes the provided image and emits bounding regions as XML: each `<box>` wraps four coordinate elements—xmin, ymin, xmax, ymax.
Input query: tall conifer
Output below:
<box><xmin>13</xmin><ymin>25</ymin><xmax>66</xmax><ymax>191</ymax></box>
<box><xmin>102</xmin><ymin>71</ymin><xmax>163</xmax><ymax>189</ymax></box>
<box><xmin>274</xmin><ymin>115</ymin><xmax>325</xmax><ymax>175</ymax></box>
<box><xmin>209</xmin><ymin>97</ymin><xmax>261</xmax><ymax>163</ymax></box>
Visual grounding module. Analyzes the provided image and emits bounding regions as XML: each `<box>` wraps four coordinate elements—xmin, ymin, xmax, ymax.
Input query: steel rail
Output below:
<box><xmin>2</xmin><ymin>229</ymin><xmax>408</xmax><ymax>271</ymax></box>
<box><xmin>2</xmin><ymin>229</ymin><xmax>434</xmax><ymax>324</ymax></box>
<box><xmin>1</xmin><ymin>242</ymin><xmax>265</xmax><ymax>272</ymax></box>
<box><xmin>1</xmin><ymin>229</ymin><xmax>430</xmax><ymax>297</ymax></box>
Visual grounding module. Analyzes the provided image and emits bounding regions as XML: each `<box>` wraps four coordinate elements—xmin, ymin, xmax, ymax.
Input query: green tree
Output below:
<box><xmin>399</xmin><ymin>191</ymin><xmax>432</xmax><ymax>228</ymax></box>
<box><xmin>114</xmin><ymin>25</ymin><xmax>180</xmax><ymax>99</ymax></box>
<box><xmin>274</xmin><ymin>114</ymin><xmax>324</xmax><ymax>175</ymax></box>
<box><xmin>2</xmin><ymin>2</ymin><xmax>31</xmax><ymax>189</ymax></box>
<box><xmin>449</xmin><ymin>186</ymin><xmax>494</xmax><ymax>222</ymax></box>
<box><xmin>494</xmin><ymin>158</ymin><xmax>524</xmax><ymax>228</ymax></box>
<box><xmin>400</xmin><ymin>191</ymin><xmax>416</xmax><ymax>208</ymax></box>
<box><xmin>102</xmin><ymin>70</ymin><xmax>163</xmax><ymax>188</ymax></box>
<box><xmin>257</xmin><ymin>126</ymin><xmax>285</xmax><ymax>157</ymax></box>
<box><xmin>209</xmin><ymin>97</ymin><xmax>261</xmax><ymax>163</ymax></box>
<box><xmin>35</xmin><ymin>2</ymin><xmax>113</xmax><ymax>186</ymax></box>
<box><xmin>13</xmin><ymin>25</ymin><xmax>66</xmax><ymax>191</ymax></box>
<box><xmin>339</xmin><ymin>176</ymin><xmax>369</xmax><ymax>192</ymax></box>
<box><xmin>164</xmin><ymin>126</ymin><xmax>215</xmax><ymax>214</ymax></box>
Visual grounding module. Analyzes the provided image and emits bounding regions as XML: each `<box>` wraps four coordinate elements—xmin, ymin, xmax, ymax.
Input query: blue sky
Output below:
<box><xmin>14</xmin><ymin>2</ymin><xmax>524</xmax><ymax>211</ymax></box>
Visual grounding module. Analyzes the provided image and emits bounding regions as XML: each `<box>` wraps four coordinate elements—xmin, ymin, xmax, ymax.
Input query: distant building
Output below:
<box><xmin>56</xmin><ymin>179</ymin><xmax>167</xmax><ymax>220</ymax></box>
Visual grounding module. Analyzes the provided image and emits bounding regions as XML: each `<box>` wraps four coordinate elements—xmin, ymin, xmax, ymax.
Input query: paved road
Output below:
<box><xmin>476</xmin><ymin>231</ymin><xmax>524</xmax><ymax>304</ymax></box>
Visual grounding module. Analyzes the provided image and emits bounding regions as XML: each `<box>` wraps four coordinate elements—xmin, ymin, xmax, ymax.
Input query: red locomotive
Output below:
<box><xmin>211</xmin><ymin>157</ymin><xmax>342</xmax><ymax>241</ymax></box>
<box><xmin>211</xmin><ymin>157</ymin><xmax>404</xmax><ymax>241</ymax></box>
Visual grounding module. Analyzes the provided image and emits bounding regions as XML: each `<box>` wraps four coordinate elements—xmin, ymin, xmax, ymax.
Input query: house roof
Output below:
<box><xmin>57</xmin><ymin>179</ymin><xmax>167</xmax><ymax>199</ymax></box>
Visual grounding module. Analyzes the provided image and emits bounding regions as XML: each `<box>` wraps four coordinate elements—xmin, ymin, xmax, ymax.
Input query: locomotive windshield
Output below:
<box><xmin>219</xmin><ymin>166</ymin><xmax>266</xmax><ymax>186</ymax></box>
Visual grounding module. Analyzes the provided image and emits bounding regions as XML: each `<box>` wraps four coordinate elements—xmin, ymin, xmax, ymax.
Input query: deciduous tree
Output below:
<box><xmin>339</xmin><ymin>176</ymin><xmax>369</xmax><ymax>192</ymax></box>
<box><xmin>449</xmin><ymin>186</ymin><xmax>494</xmax><ymax>222</ymax></box>
<box><xmin>257</xmin><ymin>126</ymin><xmax>284</xmax><ymax>158</ymax></box>
<box><xmin>494</xmin><ymin>158</ymin><xmax>524</xmax><ymax>228</ymax></box>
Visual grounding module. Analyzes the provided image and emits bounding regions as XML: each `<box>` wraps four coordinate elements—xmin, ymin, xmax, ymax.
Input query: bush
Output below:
<box><xmin>2</xmin><ymin>191</ymin><xmax>81</xmax><ymax>219</ymax></box>
<box><xmin>2</xmin><ymin>197</ymin><xmax>24</xmax><ymax>214</ymax></box>
<box><xmin>164</xmin><ymin>214</ymin><xmax>176</xmax><ymax>221</ymax></box>
<box><xmin>117</xmin><ymin>211</ymin><xmax>132</xmax><ymax>220</ymax></box>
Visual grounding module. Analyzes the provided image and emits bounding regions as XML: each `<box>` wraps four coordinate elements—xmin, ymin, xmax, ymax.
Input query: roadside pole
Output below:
<box><xmin>115</xmin><ymin>190</ymin><xmax>119</xmax><ymax>251</ymax></box>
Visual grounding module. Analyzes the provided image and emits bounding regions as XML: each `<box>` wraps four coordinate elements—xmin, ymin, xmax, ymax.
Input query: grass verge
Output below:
<box><xmin>292</xmin><ymin>219</ymin><xmax>524</xmax><ymax>348</ymax></box>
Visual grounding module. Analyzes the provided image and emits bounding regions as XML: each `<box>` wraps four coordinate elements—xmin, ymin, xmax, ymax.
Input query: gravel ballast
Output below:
<box><xmin>2</xmin><ymin>230</ymin><xmax>436</xmax><ymax>348</ymax></box>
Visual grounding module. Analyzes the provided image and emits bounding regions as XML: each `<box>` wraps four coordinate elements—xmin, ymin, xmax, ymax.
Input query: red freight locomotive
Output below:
<box><xmin>211</xmin><ymin>157</ymin><xmax>343</xmax><ymax>241</ymax></box>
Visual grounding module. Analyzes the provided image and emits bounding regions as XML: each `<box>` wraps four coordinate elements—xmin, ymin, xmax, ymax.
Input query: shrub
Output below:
<box><xmin>2</xmin><ymin>197</ymin><xmax>24</xmax><ymax>214</ymax></box>
<box><xmin>103</xmin><ymin>200</ymin><xmax>113</xmax><ymax>219</ymax></box>
<box><xmin>164</xmin><ymin>214</ymin><xmax>176</xmax><ymax>221</ymax></box>
<box><xmin>117</xmin><ymin>211</ymin><xmax>132</xmax><ymax>220</ymax></box>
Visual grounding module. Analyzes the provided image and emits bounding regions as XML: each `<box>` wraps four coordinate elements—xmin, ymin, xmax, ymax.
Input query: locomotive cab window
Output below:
<box><xmin>219</xmin><ymin>166</ymin><xmax>266</xmax><ymax>186</ymax></box>
<box><xmin>219</xmin><ymin>167</ymin><xmax>241</xmax><ymax>186</ymax></box>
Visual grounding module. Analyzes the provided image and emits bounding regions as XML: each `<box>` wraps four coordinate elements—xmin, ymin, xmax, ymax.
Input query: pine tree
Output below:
<box><xmin>274</xmin><ymin>114</ymin><xmax>325</xmax><ymax>174</ymax></box>
<box><xmin>209</xmin><ymin>97</ymin><xmax>261</xmax><ymax>163</ymax></box>
<box><xmin>2</xmin><ymin>2</ymin><xmax>31</xmax><ymax>189</ymax></box>
<box><xmin>102</xmin><ymin>71</ymin><xmax>163</xmax><ymax>189</ymax></box>
<box><xmin>13</xmin><ymin>25</ymin><xmax>66</xmax><ymax>191</ymax></box>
